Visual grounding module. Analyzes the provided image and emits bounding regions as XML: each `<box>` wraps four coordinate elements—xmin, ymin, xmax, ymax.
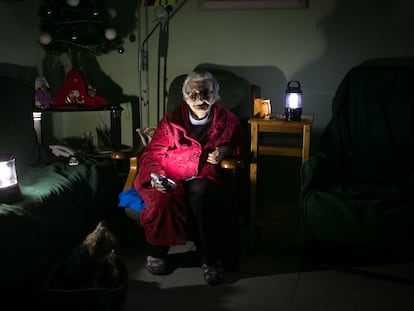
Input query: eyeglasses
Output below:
<box><xmin>187</xmin><ymin>89</ymin><xmax>214</xmax><ymax>101</ymax></box>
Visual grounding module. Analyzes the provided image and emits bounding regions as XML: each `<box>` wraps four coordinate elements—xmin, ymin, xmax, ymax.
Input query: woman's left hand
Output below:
<box><xmin>207</xmin><ymin>146</ymin><xmax>233</xmax><ymax>164</ymax></box>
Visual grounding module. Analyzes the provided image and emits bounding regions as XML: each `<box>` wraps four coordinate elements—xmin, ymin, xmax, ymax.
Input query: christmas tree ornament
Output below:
<box><xmin>45</xmin><ymin>7</ymin><xmax>53</xmax><ymax>16</ymax></box>
<box><xmin>38</xmin><ymin>32</ymin><xmax>52</xmax><ymax>45</ymax></box>
<box><xmin>104</xmin><ymin>28</ymin><xmax>117</xmax><ymax>41</ymax></box>
<box><xmin>67</xmin><ymin>0</ymin><xmax>80</xmax><ymax>7</ymax></box>
<box><xmin>129</xmin><ymin>33</ymin><xmax>136</xmax><ymax>43</ymax></box>
<box><xmin>154</xmin><ymin>6</ymin><xmax>171</xmax><ymax>23</ymax></box>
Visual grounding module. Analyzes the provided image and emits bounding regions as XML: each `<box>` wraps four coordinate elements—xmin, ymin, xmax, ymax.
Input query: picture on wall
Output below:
<box><xmin>199</xmin><ymin>0</ymin><xmax>308</xmax><ymax>10</ymax></box>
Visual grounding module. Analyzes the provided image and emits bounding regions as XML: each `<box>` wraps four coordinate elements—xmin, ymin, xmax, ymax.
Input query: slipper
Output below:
<box><xmin>146</xmin><ymin>256</ymin><xmax>169</xmax><ymax>275</ymax></box>
<box><xmin>201</xmin><ymin>261</ymin><xmax>224</xmax><ymax>285</ymax></box>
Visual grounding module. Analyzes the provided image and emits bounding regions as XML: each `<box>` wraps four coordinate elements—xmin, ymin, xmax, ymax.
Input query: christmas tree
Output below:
<box><xmin>38</xmin><ymin>0</ymin><xmax>124</xmax><ymax>70</ymax></box>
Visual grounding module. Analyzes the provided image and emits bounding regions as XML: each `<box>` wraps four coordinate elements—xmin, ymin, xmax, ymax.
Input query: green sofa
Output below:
<box><xmin>0</xmin><ymin>65</ymin><xmax>119</xmax><ymax>289</ymax></box>
<box><xmin>299</xmin><ymin>62</ymin><xmax>414</xmax><ymax>253</ymax></box>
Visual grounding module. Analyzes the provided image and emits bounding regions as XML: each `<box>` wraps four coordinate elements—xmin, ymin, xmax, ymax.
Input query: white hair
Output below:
<box><xmin>182</xmin><ymin>71</ymin><xmax>220</xmax><ymax>101</ymax></box>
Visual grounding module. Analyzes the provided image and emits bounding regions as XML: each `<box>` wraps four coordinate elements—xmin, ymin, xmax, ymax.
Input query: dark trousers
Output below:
<box><xmin>146</xmin><ymin>178</ymin><xmax>224</xmax><ymax>265</ymax></box>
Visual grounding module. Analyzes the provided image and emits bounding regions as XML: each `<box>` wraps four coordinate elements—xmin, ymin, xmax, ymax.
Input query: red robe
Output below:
<box><xmin>134</xmin><ymin>103</ymin><xmax>244</xmax><ymax>246</ymax></box>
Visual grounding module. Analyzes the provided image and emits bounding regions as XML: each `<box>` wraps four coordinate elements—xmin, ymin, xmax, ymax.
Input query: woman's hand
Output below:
<box><xmin>151</xmin><ymin>173</ymin><xmax>177</xmax><ymax>193</ymax></box>
<box><xmin>207</xmin><ymin>146</ymin><xmax>233</xmax><ymax>164</ymax></box>
<box><xmin>154</xmin><ymin>182</ymin><xmax>168</xmax><ymax>193</ymax></box>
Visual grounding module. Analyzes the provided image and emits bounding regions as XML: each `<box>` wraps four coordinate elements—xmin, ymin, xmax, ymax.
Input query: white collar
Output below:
<box><xmin>189</xmin><ymin>110</ymin><xmax>211</xmax><ymax>125</ymax></box>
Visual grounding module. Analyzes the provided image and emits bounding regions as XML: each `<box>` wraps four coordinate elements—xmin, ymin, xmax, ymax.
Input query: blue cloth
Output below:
<box><xmin>118</xmin><ymin>188</ymin><xmax>146</xmax><ymax>212</ymax></box>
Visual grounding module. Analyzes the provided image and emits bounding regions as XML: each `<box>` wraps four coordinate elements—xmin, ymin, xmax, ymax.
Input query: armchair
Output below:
<box><xmin>121</xmin><ymin>67</ymin><xmax>260</xmax><ymax>223</ymax></box>
<box><xmin>118</xmin><ymin>67</ymin><xmax>260</xmax><ymax>269</ymax></box>
<box><xmin>299</xmin><ymin>61</ymin><xmax>414</xmax><ymax>255</ymax></box>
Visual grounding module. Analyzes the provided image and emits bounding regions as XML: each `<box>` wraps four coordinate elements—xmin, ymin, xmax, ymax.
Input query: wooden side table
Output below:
<box><xmin>248</xmin><ymin>114</ymin><xmax>314</xmax><ymax>246</ymax></box>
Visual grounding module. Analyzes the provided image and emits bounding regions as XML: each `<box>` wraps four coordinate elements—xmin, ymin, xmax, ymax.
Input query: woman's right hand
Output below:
<box><xmin>154</xmin><ymin>182</ymin><xmax>168</xmax><ymax>193</ymax></box>
<box><xmin>151</xmin><ymin>173</ymin><xmax>177</xmax><ymax>193</ymax></box>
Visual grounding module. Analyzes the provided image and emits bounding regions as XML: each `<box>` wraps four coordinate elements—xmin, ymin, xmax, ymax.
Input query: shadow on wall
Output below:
<box><xmin>191</xmin><ymin>62</ymin><xmax>287</xmax><ymax>112</ymax></box>
<box><xmin>294</xmin><ymin>0</ymin><xmax>414</xmax><ymax>151</ymax></box>
<box><xmin>0</xmin><ymin>62</ymin><xmax>38</xmax><ymax>89</ymax></box>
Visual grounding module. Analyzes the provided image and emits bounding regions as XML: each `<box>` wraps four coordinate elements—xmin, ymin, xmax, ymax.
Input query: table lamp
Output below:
<box><xmin>285</xmin><ymin>80</ymin><xmax>302</xmax><ymax>121</ymax></box>
<box><xmin>0</xmin><ymin>154</ymin><xmax>23</xmax><ymax>204</ymax></box>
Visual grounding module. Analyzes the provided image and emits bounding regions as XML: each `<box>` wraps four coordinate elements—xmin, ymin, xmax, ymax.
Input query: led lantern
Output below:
<box><xmin>0</xmin><ymin>154</ymin><xmax>23</xmax><ymax>204</ymax></box>
<box><xmin>285</xmin><ymin>80</ymin><xmax>302</xmax><ymax>121</ymax></box>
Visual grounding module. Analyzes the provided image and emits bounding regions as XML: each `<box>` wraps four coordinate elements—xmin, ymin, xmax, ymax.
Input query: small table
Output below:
<box><xmin>248</xmin><ymin>113</ymin><xmax>314</xmax><ymax>246</ymax></box>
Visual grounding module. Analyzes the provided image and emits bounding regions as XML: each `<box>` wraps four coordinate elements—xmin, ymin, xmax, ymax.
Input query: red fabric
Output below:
<box><xmin>134</xmin><ymin>103</ymin><xmax>245</xmax><ymax>246</ymax></box>
<box><xmin>52</xmin><ymin>70</ymin><xmax>106</xmax><ymax>108</ymax></box>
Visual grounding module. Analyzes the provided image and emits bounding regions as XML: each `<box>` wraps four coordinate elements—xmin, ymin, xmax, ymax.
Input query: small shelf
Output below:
<box><xmin>32</xmin><ymin>104</ymin><xmax>125</xmax><ymax>151</ymax></box>
<box><xmin>33</xmin><ymin>103</ymin><xmax>123</xmax><ymax>113</ymax></box>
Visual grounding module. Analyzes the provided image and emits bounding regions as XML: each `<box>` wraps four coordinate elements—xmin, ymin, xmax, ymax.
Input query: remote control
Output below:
<box><xmin>151</xmin><ymin>173</ymin><xmax>177</xmax><ymax>192</ymax></box>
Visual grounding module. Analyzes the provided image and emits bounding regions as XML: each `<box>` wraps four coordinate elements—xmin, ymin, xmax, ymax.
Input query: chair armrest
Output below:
<box><xmin>111</xmin><ymin>150</ymin><xmax>130</xmax><ymax>160</ymax></box>
<box><xmin>221</xmin><ymin>150</ymin><xmax>253</xmax><ymax>171</ymax></box>
<box><xmin>121</xmin><ymin>156</ymin><xmax>143</xmax><ymax>227</ymax></box>
<box><xmin>111</xmin><ymin>146</ymin><xmax>141</xmax><ymax>160</ymax></box>
<box><xmin>220</xmin><ymin>157</ymin><xmax>245</xmax><ymax>172</ymax></box>
<box><xmin>123</xmin><ymin>156</ymin><xmax>139</xmax><ymax>191</ymax></box>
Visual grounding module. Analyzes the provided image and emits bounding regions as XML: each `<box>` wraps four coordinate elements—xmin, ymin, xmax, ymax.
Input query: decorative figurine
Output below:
<box><xmin>53</xmin><ymin>70</ymin><xmax>106</xmax><ymax>108</ymax></box>
<box><xmin>34</xmin><ymin>76</ymin><xmax>52</xmax><ymax>109</ymax></box>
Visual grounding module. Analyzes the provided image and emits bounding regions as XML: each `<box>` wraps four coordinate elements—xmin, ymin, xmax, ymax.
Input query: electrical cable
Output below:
<box><xmin>156</xmin><ymin>24</ymin><xmax>162</xmax><ymax>122</ymax></box>
<box><xmin>139</xmin><ymin>0</ymin><xmax>189</xmax><ymax>125</ymax></box>
<box><xmin>162</xmin><ymin>19</ymin><xmax>169</xmax><ymax>117</ymax></box>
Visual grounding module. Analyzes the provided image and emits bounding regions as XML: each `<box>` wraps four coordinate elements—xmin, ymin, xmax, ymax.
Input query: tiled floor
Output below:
<box><xmin>117</xmin><ymin>223</ymin><xmax>414</xmax><ymax>311</ymax></box>
<box><xmin>11</xmin><ymin>211</ymin><xmax>413</xmax><ymax>311</ymax></box>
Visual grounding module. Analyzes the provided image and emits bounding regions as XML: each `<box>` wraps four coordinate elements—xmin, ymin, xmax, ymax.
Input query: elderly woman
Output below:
<box><xmin>134</xmin><ymin>71</ymin><xmax>244</xmax><ymax>285</ymax></box>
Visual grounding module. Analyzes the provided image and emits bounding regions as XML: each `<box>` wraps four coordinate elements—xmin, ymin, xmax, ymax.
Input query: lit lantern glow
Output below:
<box><xmin>0</xmin><ymin>156</ymin><xmax>18</xmax><ymax>189</ymax></box>
<box><xmin>285</xmin><ymin>80</ymin><xmax>303</xmax><ymax>121</ymax></box>
<box><xmin>0</xmin><ymin>154</ymin><xmax>23</xmax><ymax>204</ymax></box>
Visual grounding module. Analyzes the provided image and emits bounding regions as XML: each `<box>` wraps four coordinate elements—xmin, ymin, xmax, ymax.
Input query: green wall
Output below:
<box><xmin>98</xmin><ymin>0</ymin><xmax>414</xmax><ymax>149</ymax></box>
<box><xmin>1</xmin><ymin>0</ymin><xmax>414</xmax><ymax>149</ymax></box>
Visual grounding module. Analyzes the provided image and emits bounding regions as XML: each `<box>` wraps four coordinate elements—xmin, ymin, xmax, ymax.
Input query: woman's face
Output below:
<box><xmin>184</xmin><ymin>80</ymin><xmax>216</xmax><ymax>120</ymax></box>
